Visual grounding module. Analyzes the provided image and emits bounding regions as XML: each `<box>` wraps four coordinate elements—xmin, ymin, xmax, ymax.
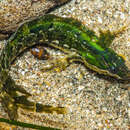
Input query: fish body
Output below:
<box><xmin>0</xmin><ymin>14</ymin><xmax>130</xmax><ymax>120</ymax></box>
<box><xmin>0</xmin><ymin>14</ymin><xmax>129</xmax><ymax>80</ymax></box>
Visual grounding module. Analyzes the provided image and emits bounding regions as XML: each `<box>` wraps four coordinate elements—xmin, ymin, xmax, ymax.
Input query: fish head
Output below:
<box><xmin>102</xmin><ymin>48</ymin><xmax>130</xmax><ymax>80</ymax></box>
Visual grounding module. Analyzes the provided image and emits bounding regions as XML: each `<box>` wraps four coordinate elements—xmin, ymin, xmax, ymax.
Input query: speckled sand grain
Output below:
<box><xmin>0</xmin><ymin>0</ymin><xmax>130</xmax><ymax>129</ymax></box>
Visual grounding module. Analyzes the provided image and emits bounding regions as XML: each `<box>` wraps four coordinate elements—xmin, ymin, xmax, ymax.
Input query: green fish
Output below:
<box><xmin>0</xmin><ymin>14</ymin><xmax>129</xmax><ymax>119</ymax></box>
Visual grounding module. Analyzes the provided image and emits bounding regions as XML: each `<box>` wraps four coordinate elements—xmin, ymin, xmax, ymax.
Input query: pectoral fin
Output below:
<box><xmin>97</xmin><ymin>26</ymin><xmax>127</xmax><ymax>48</ymax></box>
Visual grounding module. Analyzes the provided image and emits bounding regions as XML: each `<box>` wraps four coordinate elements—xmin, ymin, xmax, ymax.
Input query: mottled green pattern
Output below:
<box><xmin>0</xmin><ymin>14</ymin><xmax>129</xmax><ymax>120</ymax></box>
<box><xmin>1</xmin><ymin>14</ymin><xmax>129</xmax><ymax>79</ymax></box>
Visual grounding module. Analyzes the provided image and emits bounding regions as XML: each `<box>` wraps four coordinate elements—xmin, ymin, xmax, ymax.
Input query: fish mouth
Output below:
<box><xmin>121</xmin><ymin>70</ymin><xmax>130</xmax><ymax>81</ymax></box>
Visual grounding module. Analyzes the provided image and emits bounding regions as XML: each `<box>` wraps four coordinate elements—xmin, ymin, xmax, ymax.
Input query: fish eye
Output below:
<box><xmin>110</xmin><ymin>66</ymin><xmax>117</xmax><ymax>73</ymax></box>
